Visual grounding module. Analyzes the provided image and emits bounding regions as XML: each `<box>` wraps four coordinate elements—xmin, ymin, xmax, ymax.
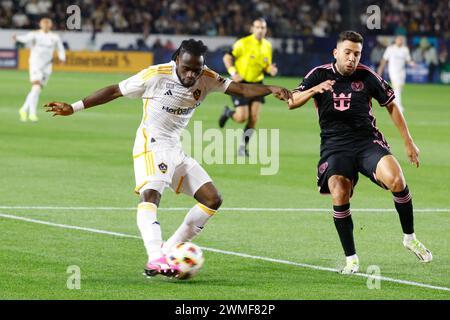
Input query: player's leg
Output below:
<box><xmin>374</xmin><ymin>155</ymin><xmax>432</xmax><ymax>262</ymax></box>
<box><xmin>27</xmin><ymin>80</ymin><xmax>43</xmax><ymax>122</ymax></box>
<box><xmin>239</xmin><ymin>100</ymin><xmax>262</xmax><ymax>156</ymax></box>
<box><xmin>318</xmin><ymin>154</ymin><xmax>359</xmax><ymax>273</ymax></box>
<box><xmin>328</xmin><ymin>175</ymin><xmax>359</xmax><ymax>274</ymax></box>
<box><xmin>133</xmin><ymin>146</ymin><xmax>180</xmax><ymax>277</ymax></box>
<box><xmin>163</xmin><ymin>162</ymin><xmax>220</xmax><ymax>254</ymax></box>
<box><xmin>219</xmin><ymin>95</ymin><xmax>249</xmax><ymax>128</ymax></box>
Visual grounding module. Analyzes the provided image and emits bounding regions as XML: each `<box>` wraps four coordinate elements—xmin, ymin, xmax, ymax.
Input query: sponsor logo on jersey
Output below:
<box><xmin>166</xmin><ymin>83</ymin><xmax>175</xmax><ymax>89</ymax></box>
<box><xmin>158</xmin><ymin>162</ymin><xmax>168</xmax><ymax>174</ymax></box>
<box><xmin>164</xmin><ymin>90</ymin><xmax>173</xmax><ymax>95</ymax></box>
<box><xmin>333</xmin><ymin>92</ymin><xmax>352</xmax><ymax>111</ymax></box>
<box><xmin>162</xmin><ymin>105</ymin><xmax>196</xmax><ymax>115</ymax></box>
<box><xmin>193</xmin><ymin>89</ymin><xmax>201</xmax><ymax>100</ymax></box>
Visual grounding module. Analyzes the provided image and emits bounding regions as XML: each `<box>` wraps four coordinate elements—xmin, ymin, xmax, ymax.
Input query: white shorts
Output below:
<box><xmin>133</xmin><ymin>142</ymin><xmax>212</xmax><ymax>197</ymax></box>
<box><xmin>30</xmin><ymin>65</ymin><xmax>52</xmax><ymax>86</ymax></box>
<box><xmin>388</xmin><ymin>70</ymin><xmax>405</xmax><ymax>86</ymax></box>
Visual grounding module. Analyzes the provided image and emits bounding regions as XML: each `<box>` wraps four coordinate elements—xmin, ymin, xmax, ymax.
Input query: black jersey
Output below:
<box><xmin>294</xmin><ymin>63</ymin><xmax>395</xmax><ymax>152</ymax></box>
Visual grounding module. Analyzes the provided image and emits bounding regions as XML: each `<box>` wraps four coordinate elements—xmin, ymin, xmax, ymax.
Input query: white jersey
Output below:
<box><xmin>119</xmin><ymin>61</ymin><xmax>232</xmax><ymax>154</ymax></box>
<box><xmin>383</xmin><ymin>45</ymin><xmax>411</xmax><ymax>75</ymax></box>
<box><xmin>16</xmin><ymin>30</ymin><xmax>65</xmax><ymax>70</ymax></box>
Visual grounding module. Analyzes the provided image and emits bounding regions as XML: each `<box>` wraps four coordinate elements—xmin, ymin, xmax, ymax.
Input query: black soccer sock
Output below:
<box><xmin>243</xmin><ymin>125</ymin><xmax>255</xmax><ymax>147</ymax></box>
<box><xmin>392</xmin><ymin>185</ymin><xmax>414</xmax><ymax>234</ymax></box>
<box><xmin>226</xmin><ymin>108</ymin><xmax>235</xmax><ymax>118</ymax></box>
<box><xmin>333</xmin><ymin>204</ymin><xmax>356</xmax><ymax>257</ymax></box>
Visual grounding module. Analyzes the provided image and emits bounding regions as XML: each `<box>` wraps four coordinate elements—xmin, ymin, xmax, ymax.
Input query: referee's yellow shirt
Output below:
<box><xmin>231</xmin><ymin>34</ymin><xmax>273</xmax><ymax>83</ymax></box>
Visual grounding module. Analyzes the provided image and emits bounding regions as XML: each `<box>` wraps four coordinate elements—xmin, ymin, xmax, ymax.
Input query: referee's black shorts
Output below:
<box><xmin>231</xmin><ymin>80</ymin><xmax>265</xmax><ymax>107</ymax></box>
<box><xmin>317</xmin><ymin>138</ymin><xmax>392</xmax><ymax>195</ymax></box>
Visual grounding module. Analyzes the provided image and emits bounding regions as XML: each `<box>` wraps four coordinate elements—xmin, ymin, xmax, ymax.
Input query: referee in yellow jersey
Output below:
<box><xmin>218</xmin><ymin>18</ymin><xmax>278</xmax><ymax>157</ymax></box>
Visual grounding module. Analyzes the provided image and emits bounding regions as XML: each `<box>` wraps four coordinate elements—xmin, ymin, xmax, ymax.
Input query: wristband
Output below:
<box><xmin>71</xmin><ymin>100</ymin><xmax>85</xmax><ymax>112</ymax></box>
<box><xmin>227</xmin><ymin>66</ymin><xmax>237</xmax><ymax>76</ymax></box>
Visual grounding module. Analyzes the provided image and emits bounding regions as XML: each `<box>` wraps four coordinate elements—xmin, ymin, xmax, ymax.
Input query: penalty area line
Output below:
<box><xmin>0</xmin><ymin>212</ymin><xmax>449</xmax><ymax>294</ymax></box>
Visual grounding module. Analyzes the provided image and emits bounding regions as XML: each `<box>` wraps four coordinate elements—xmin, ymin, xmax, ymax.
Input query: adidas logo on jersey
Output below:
<box><xmin>164</xmin><ymin>90</ymin><xmax>173</xmax><ymax>96</ymax></box>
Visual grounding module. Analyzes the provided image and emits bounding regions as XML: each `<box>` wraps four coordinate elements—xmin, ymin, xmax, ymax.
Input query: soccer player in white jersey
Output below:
<box><xmin>13</xmin><ymin>17</ymin><xmax>66</xmax><ymax>122</ymax></box>
<box><xmin>44</xmin><ymin>39</ymin><xmax>292</xmax><ymax>278</ymax></box>
<box><xmin>377</xmin><ymin>36</ymin><xmax>415</xmax><ymax>113</ymax></box>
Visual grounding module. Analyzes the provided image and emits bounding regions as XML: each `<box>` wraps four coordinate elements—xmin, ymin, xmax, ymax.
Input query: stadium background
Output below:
<box><xmin>0</xmin><ymin>0</ymin><xmax>449</xmax><ymax>300</ymax></box>
<box><xmin>1</xmin><ymin>0</ymin><xmax>449</xmax><ymax>82</ymax></box>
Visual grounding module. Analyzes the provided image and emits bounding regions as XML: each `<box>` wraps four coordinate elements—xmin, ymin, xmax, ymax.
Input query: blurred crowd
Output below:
<box><xmin>361</xmin><ymin>0</ymin><xmax>449</xmax><ymax>37</ymax></box>
<box><xmin>1</xmin><ymin>0</ymin><xmax>448</xmax><ymax>38</ymax></box>
<box><xmin>1</xmin><ymin>0</ymin><xmax>341</xmax><ymax>37</ymax></box>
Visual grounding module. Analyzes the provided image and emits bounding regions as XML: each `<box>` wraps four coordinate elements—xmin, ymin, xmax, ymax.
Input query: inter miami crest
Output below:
<box><xmin>193</xmin><ymin>89</ymin><xmax>201</xmax><ymax>100</ymax></box>
<box><xmin>158</xmin><ymin>162</ymin><xmax>168</xmax><ymax>174</ymax></box>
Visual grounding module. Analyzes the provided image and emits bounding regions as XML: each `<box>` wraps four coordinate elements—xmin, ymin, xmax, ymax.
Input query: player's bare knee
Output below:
<box><xmin>202</xmin><ymin>193</ymin><xmax>222</xmax><ymax>210</ymax></box>
<box><xmin>140</xmin><ymin>189</ymin><xmax>161</xmax><ymax>206</ymax></box>
<box><xmin>233</xmin><ymin>113</ymin><xmax>247</xmax><ymax>123</ymax></box>
<box><xmin>387</xmin><ymin>175</ymin><xmax>406</xmax><ymax>192</ymax></box>
<box><xmin>329</xmin><ymin>176</ymin><xmax>352</xmax><ymax>203</ymax></box>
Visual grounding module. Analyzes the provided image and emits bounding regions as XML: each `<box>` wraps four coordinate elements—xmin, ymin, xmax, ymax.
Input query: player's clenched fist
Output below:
<box><xmin>44</xmin><ymin>101</ymin><xmax>74</xmax><ymax>116</ymax></box>
<box><xmin>313</xmin><ymin>80</ymin><xmax>335</xmax><ymax>94</ymax></box>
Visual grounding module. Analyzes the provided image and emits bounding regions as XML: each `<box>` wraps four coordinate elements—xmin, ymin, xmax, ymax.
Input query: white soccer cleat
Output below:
<box><xmin>403</xmin><ymin>238</ymin><xmax>433</xmax><ymax>263</ymax></box>
<box><xmin>341</xmin><ymin>255</ymin><xmax>359</xmax><ymax>274</ymax></box>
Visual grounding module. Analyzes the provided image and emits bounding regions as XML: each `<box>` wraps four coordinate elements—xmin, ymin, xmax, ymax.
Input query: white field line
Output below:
<box><xmin>0</xmin><ymin>206</ymin><xmax>449</xmax><ymax>213</ymax></box>
<box><xmin>1</xmin><ymin>212</ymin><xmax>449</xmax><ymax>294</ymax></box>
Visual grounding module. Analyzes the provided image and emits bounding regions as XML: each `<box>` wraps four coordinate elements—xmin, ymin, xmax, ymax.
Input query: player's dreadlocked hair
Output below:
<box><xmin>171</xmin><ymin>39</ymin><xmax>208</xmax><ymax>61</ymax></box>
<box><xmin>337</xmin><ymin>31</ymin><xmax>364</xmax><ymax>45</ymax></box>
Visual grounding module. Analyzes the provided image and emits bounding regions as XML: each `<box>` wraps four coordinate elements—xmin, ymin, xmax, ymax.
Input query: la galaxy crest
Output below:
<box><xmin>193</xmin><ymin>89</ymin><xmax>201</xmax><ymax>100</ymax></box>
<box><xmin>158</xmin><ymin>162</ymin><xmax>168</xmax><ymax>174</ymax></box>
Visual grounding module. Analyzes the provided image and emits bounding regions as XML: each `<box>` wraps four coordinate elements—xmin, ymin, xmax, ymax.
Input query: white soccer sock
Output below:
<box><xmin>28</xmin><ymin>84</ymin><xmax>41</xmax><ymax>116</ymax></box>
<box><xmin>346</xmin><ymin>254</ymin><xmax>359</xmax><ymax>263</ymax></box>
<box><xmin>162</xmin><ymin>203</ymin><xmax>216</xmax><ymax>254</ymax></box>
<box><xmin>403</xmin><ymin>233</ymin><xmax>416</xmax><ymax>242</ymax></box>
<box><xmin>20</xmin><ymin>91</ymin><xmax>33</xmax><ymax>113</ymax></box>
<box><xmin>137</xmin><ymin>202</ymin><xmax>163</xmax><ymax>262</ymax></box>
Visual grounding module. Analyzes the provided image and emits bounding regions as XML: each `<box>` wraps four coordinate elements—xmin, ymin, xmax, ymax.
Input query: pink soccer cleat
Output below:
<box><xmin>143</xmin><ymin>256</ymin><xmax>180</xmax><ymax>278</ymax></box>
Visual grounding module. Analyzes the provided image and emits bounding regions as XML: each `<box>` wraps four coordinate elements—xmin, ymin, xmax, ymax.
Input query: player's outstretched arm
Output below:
<box><xmin>386</xmin><ymin>101</ymin><xmax>420</xmax><ymax>167</ymax></box>
<box><xmin>288</xmin><ymin>80</ymin><xmax>335</xmax><ymax>110</ymax></box>
<box><xmin>45</xmin><ymin>84</ymin><xmax>123</xmax><ymax>116</ymax></box>
<box><xmin>225</xmin><ymin>82</ymin><xmax>292</xmax><ymax>103</ymax></box>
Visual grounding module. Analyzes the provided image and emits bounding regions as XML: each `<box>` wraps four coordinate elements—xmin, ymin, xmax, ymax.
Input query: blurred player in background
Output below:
<box><xmin>377</xmin><ymin>36</ymin><xmax>415</xmax><ymax>113</ymax></box>
<box><xmin>289</xmin><ymin>31</ymin><xmax>432</xmax><ymax>274</ymax></box>
<box><xmin>44</xmin><ymin>39</ymin><xmax>292</xmax><ymax>278</ymax></box>
<box><xmin>218</xmin><ymin>18</ymin><xmax>278</xmax><ymax>156</ymax></box>
<box><xmin>13</xmin><ymin>17</ymin><xmax>66</xmax><ymax>122</ymax></box>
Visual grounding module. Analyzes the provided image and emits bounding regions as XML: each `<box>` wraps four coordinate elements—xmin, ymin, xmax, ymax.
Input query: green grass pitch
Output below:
<box><xmin>0</xmin><ymin>70</ymin><xmax>449</xmax><ymax>299</ymax></box>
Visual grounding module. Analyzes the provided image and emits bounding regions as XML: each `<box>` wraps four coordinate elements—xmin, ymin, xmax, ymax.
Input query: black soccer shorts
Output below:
<box><xmin>230</xmin><ymin>80</ymin><xmax>265</xmax><ymax>107</ymax></box>
<box><xmin>317</xmin><ymin>138</ymin><xmax>392</xmax><ymax>195</ymax></box>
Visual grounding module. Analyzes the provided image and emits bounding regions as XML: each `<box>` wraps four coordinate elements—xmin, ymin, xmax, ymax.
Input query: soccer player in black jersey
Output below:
<box><xmin>288</xmin><ymin>31</ymin><xmax>432</xmax><ymax>274</ymax></box>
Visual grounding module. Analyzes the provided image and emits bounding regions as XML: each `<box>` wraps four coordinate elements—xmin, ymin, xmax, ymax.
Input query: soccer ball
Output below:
<box><xmin>167</xmin><ymin>242</ymin><xmax>204</xmax><ymax>280</ymax></box>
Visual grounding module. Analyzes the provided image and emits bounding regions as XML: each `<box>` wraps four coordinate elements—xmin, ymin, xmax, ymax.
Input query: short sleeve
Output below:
<box><xmin>203</xmin><ymin>68</ymin><xmax>232</xmax><ymax>93</ymax></box>
<box><xmin>293</xmin><ymin>67</ymin><xmax>323</xmax><ymax>93</ymax></box>
<box><xmin>367</xmin><ymin>72</ymin><xmax>395</xmax><ymax>106</ymax></box>
<box><xmin>118</xmin><ymin>69</ymin><xmax>147</xmax><ymax>98</ymax></box>
<box><xmin>231</xmin><ymin>39</ymin><xmax>244</xmax><ymax>58</ymax></box>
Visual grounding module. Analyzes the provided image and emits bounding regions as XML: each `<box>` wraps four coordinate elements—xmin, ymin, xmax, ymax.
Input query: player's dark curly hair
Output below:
<box><xmin>171</xmin><ymin>39</ymin><xmax>208</xmax><ymax>61</ymax></box>
<box><xmin>337</xmin><ymin>31</ymin><xmax>364</xmax><ymax>45</ymax></box>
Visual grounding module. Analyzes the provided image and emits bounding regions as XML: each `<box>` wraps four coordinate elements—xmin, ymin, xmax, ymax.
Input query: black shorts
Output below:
<box><xmin>317</xmin><ymin>138</ymin><xmax>392</xmax><ymax>195</ymax></box>
<box><xmin>231</xmin><ymin>80</ymin><xmax>265</xmax><ymax>107</ymax></box>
